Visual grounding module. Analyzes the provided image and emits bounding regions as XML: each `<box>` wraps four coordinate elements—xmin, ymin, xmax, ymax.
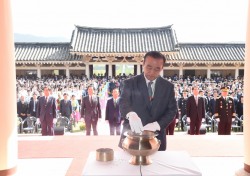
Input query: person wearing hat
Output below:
<box><xmin>214</xmin><ymin>86</ymin><xmax>236</xmax><ymax>135</ymax></box>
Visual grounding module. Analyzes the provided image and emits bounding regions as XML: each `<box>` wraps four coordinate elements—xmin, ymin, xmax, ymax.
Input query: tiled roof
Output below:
<box><xmin>70</xmin><ymin>25</ymin><xmax>179</xmax><ymax>53</ymax></box>
<box><xmin>14</xmin><ymin>42</ymin><xmax>245</xmax><ymax>63</ymax></box>
<box><xmin>170</xmin><ymin>43</ymin><xmax>245</xmax><ymax>62</ymax></box>
<box><xmin>15</xmin><ymin>43</ymin><xmax>81</xmax><ymax>62</ymax></box>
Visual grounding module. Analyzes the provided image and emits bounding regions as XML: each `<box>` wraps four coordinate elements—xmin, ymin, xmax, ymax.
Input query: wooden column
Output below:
<box><xmin>243</xmin><ymin>0</ymin><xmax>250</xmax><ymax>173</ymax></box>
<box><xmin>236</xmin><ymin>0</ymin><xmax>250</xmax><ymax>175</ymax></box>
<box><xmin>0</xmin><ymin>0</ymin><xmax>18</xmax><ymax>175</ymax></box>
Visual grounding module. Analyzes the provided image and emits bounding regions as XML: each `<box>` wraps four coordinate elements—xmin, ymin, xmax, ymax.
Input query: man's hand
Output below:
<box><xmin>143</xmin><ymin>122</ymin><xmax>160</xmax><ymax>132</ymax></box>
<box><xmin>53</xmin><ymin>118</ymin><xmax>57</xmax><ymax>124</ymax></box>
<box><xmin>36</xmin><ymin>118</ymin><xmax>40</xmax><ymax>124</ymax></box>
<box><xmin>126</xmin><ymin>112</ymin><xmax>143</xmax><ymax>133</ymax></box>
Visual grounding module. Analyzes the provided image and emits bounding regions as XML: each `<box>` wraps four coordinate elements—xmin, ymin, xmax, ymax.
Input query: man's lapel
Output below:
<box><xmin>138</xmin><ymin>74</ymin><xmax>151</xmax><ymax>108</ymax></box>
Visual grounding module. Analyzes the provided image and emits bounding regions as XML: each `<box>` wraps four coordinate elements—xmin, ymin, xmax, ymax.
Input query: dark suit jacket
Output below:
<box><xmin>105</xmin><ymin>98</ymin><xmax>121</xmax><ymax>124</ymax></box>
<box><xmin>36</xmin><ymin>96</ymin><xmax>56</xmax><ymax>122</ymax></box>
<box><xmin>81</xmin><ymin>95</ymin><xmax>101</xmax><ymax>122</ymax></box>
<box><xmin>119</xmin><ymin>74</ymin><xmax>177</xmax><ymax>150</ymax></box>
<box><xmin>215</xmin><ymin>96</ymin><xmax>236</xmax><ymax>123</ymax></box>
<box><xmin>17</xmin><ymin>101</ymin><xmax>29</xmax><ymax>116</ymax></box>
<box><xmin>28</xmin><ymin>99</ymin><xmax>38</xmax><ymax>116</ymax></box>
<box><xmin>186</xmin><ymin>96</ymin><xmax>205</xmax><ymax>121</ymax></box>
<box><xmin>209</xmin><ymin>97</ymin><xmax>217</xmax><ymax>115</ymax></box>
<box><xmin>60</xmin><ymin>100</ymin><xmax>72</xmax><ymax>117</ymax></box>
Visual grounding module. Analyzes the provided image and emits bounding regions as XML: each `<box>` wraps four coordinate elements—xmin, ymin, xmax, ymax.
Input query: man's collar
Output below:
<box><xmin>144</xmin><ymin>74</ymin><xmax>158</xmax><ymax>84</ymax></box>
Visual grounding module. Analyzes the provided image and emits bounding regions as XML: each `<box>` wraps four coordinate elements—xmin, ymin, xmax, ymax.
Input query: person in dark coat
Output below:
<box><xmin>60</xmin><ymin>93</ymin><xmax>72</xmax><ymax>120</ymax></box>
<box><xmin>36</xmin><ymin>86</ymin><xmax>57</xmax><ymax>136</ymax></box>
<box><xmin>178</xmin><ymin>90</ymin><xmax>188</xmax><ymax>131</ymax></box>
<box><xmin>17</xmin><ymin>95</ymin><xmax>29</xmax><ymax>127</ymax></box>
<box><xmin>118</xmin><ymin>51</ymin><xmax>177</xmax><ymax>151</ymax></box>
<box><xmin>214</xmin><ymin>86</ymin><xmax>236</xmax><ymax>135</ymax></box>
<box><xmin>105</xmin><ymin>88</ymin><xmax>122</xmax><ymax>135</ymax></box>
<box><xmin>81</xmin><ymin>85</ymin><xmax>101</xmax><ymax>135</ymax></box>
<box><xmin>236</xmin><ymin>95</ymin><xmax>243</xmax><ymax>127</ymax></box>
<box><xmin>209</xmin><ymin>89</ymin><xmax>219</xmax><ymax>117</ymax></box>
<box><xmin>28</xmin><ymin>92</ymin><xmax>38</xmax><ymax>117</ymax></box>
<box><xmin>186</xmin><ymin>85</ymin><xmax>206</xmax><ymax>135</ymax></box>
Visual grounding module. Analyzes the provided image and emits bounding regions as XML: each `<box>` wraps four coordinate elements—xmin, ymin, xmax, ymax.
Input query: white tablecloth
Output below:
<box><xmin>82</xmin><ymin>151</ymin><xmax>202</xmax><ymax>176</ymax></box>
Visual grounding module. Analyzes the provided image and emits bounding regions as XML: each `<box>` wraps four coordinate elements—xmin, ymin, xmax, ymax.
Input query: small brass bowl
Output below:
<box><xmin>96</xmin><ymin>148</ymin><xmax>114</xmax><ymax>162</ymax></box>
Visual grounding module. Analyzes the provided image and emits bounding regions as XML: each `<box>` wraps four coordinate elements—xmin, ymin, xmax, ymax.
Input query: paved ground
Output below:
<box><xmin>14</xmin><ymin>118</ymin><xmax>246</xmax><ymax>176</ymax></box>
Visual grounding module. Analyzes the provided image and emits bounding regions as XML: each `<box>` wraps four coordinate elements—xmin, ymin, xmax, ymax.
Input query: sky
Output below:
<box><xmin>11</xmin><ymin>0</ymin><xmax>248</xmax><ymax>43</ymax></box>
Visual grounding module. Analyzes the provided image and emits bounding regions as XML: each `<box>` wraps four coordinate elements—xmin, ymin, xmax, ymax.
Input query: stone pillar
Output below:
<box><xmin>108</xmin><ymin>63</ymin><xmax>112</xmax><ymax>78</ymax></box>
<box><xmin>137</xmin><ymin>63</ymin><xmax>141</xmax><ymax>75</ymax></box>
<box><xmin>207</xmin><ymin>68</ymin><xmax>211</xmax><ymax>79</ymax></box>
<box><xmin>0</xmin><ymin>0</ymin><xmax>18</xmax><ymax>175</ymax></box>
<box><xmin>65</xmin><ymin>65</ymin><xmax>70</xmax><ymax>78</ymax></box>
<box><xmin>235</xmin><ymin>67</ymin><xmax>239</xmax><ymax>79</ymax></box>
<box><xmin>36</xmin><ymin>64</ymin><xmax>41</xmax><ymax>78</ymax></box>
<box><xmin>160</xmin><ymin>70</ymin><xmax>164</xmax><ymax>77</ymax></box>
<box><xmin>85</xmin><ymin>63</ymin><xmax>90</xmax><ymax>78</ymax></box>
<box><xmin>179</xmin><ymin>67</ymin><xmax>183</xmax><ymax>78</ymax></box>
<box><xmin>235</xmin><ymin>1</ymin><xmax>250</xmax><ymax>175</ymax></box>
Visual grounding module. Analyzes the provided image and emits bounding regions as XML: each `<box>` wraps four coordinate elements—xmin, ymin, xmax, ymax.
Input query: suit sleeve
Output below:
<box><xmin>119</xmin><ymin>79</ymin><xmax>133</xmax><ymax>118</ymax></box>
<box><xmin>186</xmin><ymin>98</ymin><xmax>190</xmax><ymax>117</ymax></box>
<box><xmin>156</xmin><ymin>84</ymin><xmax>177</xmax><ymax>130</ymax></box>
<box><xmin>81</xmin><ymin>98</ymin><xmax>86</xmax><ymax>118</ymax></box>
<box><xmin>36</xmin><ymin>99</ymin><xmax>40</xmax><ymax>118</ymax></box>
<box><xmin>214</xmin><ymin>99</ymin><xmax>220</xmax><ymax>118</ymax></box>
<box><xmin>97</xmin><ymin>97</ymin><xmax>101</xmax><ymax>118</ymax></box>
<box><xmin>105</xmin><ymin>100</ymin><xmax>109</xmax><ymax>120</ymax></box>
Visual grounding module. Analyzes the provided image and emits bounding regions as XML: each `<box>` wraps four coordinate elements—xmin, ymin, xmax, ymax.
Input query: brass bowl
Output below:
<box><xmin>122</xmin><ymin>130</ymin><xmax>161</xmax><ymax>165</ymax></box>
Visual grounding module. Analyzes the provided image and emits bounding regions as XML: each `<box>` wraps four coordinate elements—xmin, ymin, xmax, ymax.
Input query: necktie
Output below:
<box><xmin>114</xmin><ymin>99</ymin><xmax>116</xmax><ymax>107</ymax></box>
<box><xmin>148</xmin><ymin>81</ymin><xmax>153</xmax><ymax>101</ymax></box>
<box><xmin>195</xmin><ymin>96</ymin><xmax>198</xmax><ymax>105</ymax></box>
<box><xmin>33</xmin><ymin>101</ymin><xmax>36</xmax><ymax>112</ymax></box>
<box><xmin>89</xmin><ymin>96</ymin><xmax>92</xmax><ymax>105</ymax></box>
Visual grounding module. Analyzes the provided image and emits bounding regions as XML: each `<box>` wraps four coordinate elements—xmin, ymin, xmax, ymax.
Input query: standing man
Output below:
<box><xmin>81</xmin><ymin>85</ymin><xmax>101</xmax><ymax>135</ymax></box>
<box><xmin>28</xmin><ymin>92</ymin><xmax>38</xmax><ymax>117</ymax></box>
<box><xmin>214</xmin><ymin>87</ymin><xmax>236</xmax><ymax>135</ymax></box>
<box><xmin>60</xmin><ymin>93</ymin><xmax>72</xmax><ymax>130</ymax></box>
<box><xmin>186</xmin><ymin>86</ymin><xmax>206</xmax><ymax>135</ymax></box>
<box><xmin>119</xmin><ymin>51</ymin><xmax>177</xmax><ymax>151</ymax></box>
<box><xmin>178</xmin><ymin>90</ymin><xmax>189</xmax><ymax>131</ymax></box>
<box><xmin>105</xmin><ymin>88</ymin><xmax>122</xmax><ymax>135</ymax></box>
<box><xmin>36</xmin><ymin>86</ymin><xmax>57</xmax><ymax>136</ymax></box>
<box><xmin>60</xmin><ymin>92</ymin><xmax>72</xmax><ymax>120</ymax></box>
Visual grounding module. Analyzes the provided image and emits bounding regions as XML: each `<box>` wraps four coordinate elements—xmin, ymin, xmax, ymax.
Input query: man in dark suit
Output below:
<box><xmin>60</xmin><ymin>92</ymin><xmax>72</xmax><ymax>130</ymax></box>
<box><xmin>119</xmin><ymin>51</ymin><xmax>177</xmax><ymax>151</ymax></box>
<box><xmin>36</xmin><ymin>86</ymin><xmax>57</xmax><ymax>136</ymax></box>
<box><xmin>214</xmin><ymin>87</ymin><xmax>236</xmax><ymax>135</ymax></box>
<box><xmin>186</xmin><ymin>86</ymin><xmax>206</xmax><ymax>135</ymax></box>
<box><xmin>81</xmin><ymin>85</ymin><xmax>101</xmax><ymax>135</ymax></box>
<box><xmin>17</xmin><ymin>95</ymin><xmax>29</xmax><ymax>127</ymax></box>
<box><xmin>209</xmin><ymin>89</ymin><xmax>219</xmax><ymax>116</ymax></box>
<box><xmin>178</xmin><ymin>90</ymin><xmax>188</xmax><ymax>131</ymax></box>
<box><xmin>28</xmin><ymin>92</ymin><xmax>38</xmax><ymax>117</ymax></box>
<box><xmin>60</xmin><ymin>93</ymin><xmax>72</xmax><ymax>119</ymax></box>
<box><xmin>105</xmin><ymin>88</ymin><xmax>122</xmax><ymax>135</ymax></box>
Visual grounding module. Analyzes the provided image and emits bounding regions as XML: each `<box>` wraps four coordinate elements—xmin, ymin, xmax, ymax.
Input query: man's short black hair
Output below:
<box><xmin>143</xmin><ymin>51</ymin><xmax>166</xmax><ymax>64</ymax></box>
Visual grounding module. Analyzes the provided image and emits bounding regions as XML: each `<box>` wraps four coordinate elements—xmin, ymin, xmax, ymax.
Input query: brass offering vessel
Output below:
<box><xmin>122</xmin><ymin>130</ymin><xmax>161</xmax><ymax>165</ymax></box>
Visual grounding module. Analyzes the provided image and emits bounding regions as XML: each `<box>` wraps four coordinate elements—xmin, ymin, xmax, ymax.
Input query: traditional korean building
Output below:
<box><xmin>15</xmin><ymin>25</ymin><xmax>245</xmax><ymax>79</ymax></box>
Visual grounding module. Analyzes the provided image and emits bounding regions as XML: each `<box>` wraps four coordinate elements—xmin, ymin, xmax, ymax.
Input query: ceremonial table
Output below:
<box><xmin>82</xmin><ymin>150</ymin><xmax>202</xmax><ymax>176</ymax></box>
